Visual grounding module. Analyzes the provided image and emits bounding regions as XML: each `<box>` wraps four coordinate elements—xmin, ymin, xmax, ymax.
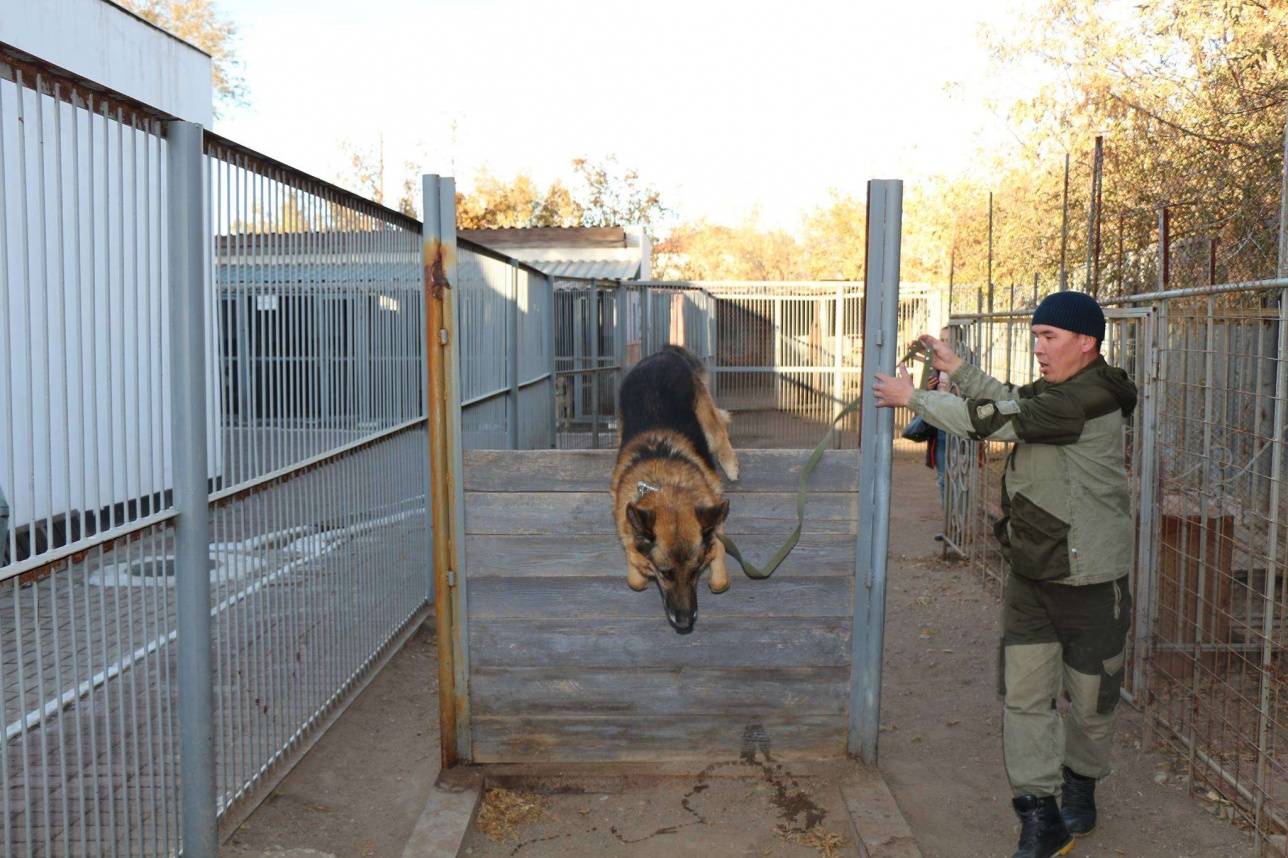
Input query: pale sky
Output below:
<box><xmin>213</xmin><ymin>0</ymin><xmax>1028</xmax><ymax>233</ymax></box>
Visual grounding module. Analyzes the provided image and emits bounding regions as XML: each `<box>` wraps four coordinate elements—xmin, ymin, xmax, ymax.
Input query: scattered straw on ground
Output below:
<box><xmin>474</xmin><ymin>787</ymin><xmax>548</xmax><ymax>841</ymax></box>
<box><xmin>776</xmin><ymin>823</ymin><xmax>849</xmax><ymax>857</ymax></box>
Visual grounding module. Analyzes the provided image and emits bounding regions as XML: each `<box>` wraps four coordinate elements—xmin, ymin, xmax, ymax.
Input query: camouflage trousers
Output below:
<box><xmin>1000</xmin><ymin>572</ymin><xmax>1132</xmax><ymax>797</ymax></box>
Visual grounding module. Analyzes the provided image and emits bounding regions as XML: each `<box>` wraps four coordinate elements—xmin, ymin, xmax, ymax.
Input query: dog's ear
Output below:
<box><xmin>626</xmin><ymin>503</ymin><xmax>656</xmax><ymax>541</ymax></box>
<box><xmin>696</xmin><ymin>499</ymin><xmax>730</xmax><ymax>535</ymax></box>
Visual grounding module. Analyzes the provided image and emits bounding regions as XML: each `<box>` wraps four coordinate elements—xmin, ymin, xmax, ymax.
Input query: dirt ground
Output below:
<box><xmin>457</xmin><ymin>764</ymin><xmax>870</xmax><ymax>858</ymax></box>
<box><xmin>223</xmin><ymin>621</ymin><xmax>441</xmax><ymax>858</ymax></box>
<box><xmin>226</xmin><ymin>453</ymin><xmax>1257</xmax><ymax>858</ymax></box>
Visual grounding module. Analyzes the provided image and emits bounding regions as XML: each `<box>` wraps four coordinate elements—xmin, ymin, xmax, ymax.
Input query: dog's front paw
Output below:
<box><xmin>627</xmin><ymin>568</ymin><xmax>650</xmax><ymax>591</ymax></box>
<box><xmin>708</xmin><ymin>577</ymin><xmax>730</xmax><ymax>594</ymax></box>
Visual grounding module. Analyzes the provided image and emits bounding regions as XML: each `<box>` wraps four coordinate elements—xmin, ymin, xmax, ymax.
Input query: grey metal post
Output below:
<box><xmin>640</xmin><ymin>284</ymin><xmax>651</xmax><ymax>357</ymax></box>
<box><xmin>1132</xmin><ymin>302</ymin><xmax>1163</xmax><ymax>696</ymax></box>
<box><xmin>507</xmin><ymin>265</ymin><xmax>519</xmax><ymax>449</ymax></box>
<box><xmin>833</xmin><ymin>282</ymin><xmax>844</xmax><ymax>425</ymax></box>
<box><xmin>850</xmin><ymin>179</ymin><xmax>902</xmax><ymax>763</ymax></box>
<box><xmin>165</xmin><ymin>120</ymin><xmax>216</xmax><ymax>858</ymax></box>
<box><xmin>615</xmin><ymin>284</ymin><xmax>628</xmax><ymax>405</ymax></box>
<box><xmin>547</xmin><ymin>275</ymin><xmax>557</xmax><ymax>448</ymax></box>
<box><xmin>572</xmin><ymin>293</ymin><xmax>585</xmax><ymax>422</ymax></box>
<box><xmin>590</xmin><ymin>287</ymin><xmax>600</xmax><ymax>448</ymax></box>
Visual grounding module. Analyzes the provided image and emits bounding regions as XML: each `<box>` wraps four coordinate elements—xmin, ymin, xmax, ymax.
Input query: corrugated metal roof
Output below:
<box><xmin>529</xmin><ymin>258</ymin><xmax>641</xmax><ymax>279</ymax></box>
<box><xmin>461</xmin><ymin>228</ymin><xmax>649</xmax><ymax>281</ymax></box>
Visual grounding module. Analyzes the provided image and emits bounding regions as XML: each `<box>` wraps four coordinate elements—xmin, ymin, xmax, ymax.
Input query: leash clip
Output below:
<box><xmin>636</xmin><ymin>480</ymin><xmax>661</xmax><ymax>500</ymax></box>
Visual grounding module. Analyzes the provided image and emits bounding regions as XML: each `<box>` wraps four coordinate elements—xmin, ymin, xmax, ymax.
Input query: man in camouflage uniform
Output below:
<box><xmin>874</xmin><ymin>292</ymin><xmax>1137</xmax><ymax>858</ymax></box>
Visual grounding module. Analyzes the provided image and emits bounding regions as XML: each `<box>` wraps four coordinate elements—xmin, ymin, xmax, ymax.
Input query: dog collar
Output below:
<box><xmin>636</xmin><ymin>480</ymin><xmax>661</xmax><ymax>500</ymax></box>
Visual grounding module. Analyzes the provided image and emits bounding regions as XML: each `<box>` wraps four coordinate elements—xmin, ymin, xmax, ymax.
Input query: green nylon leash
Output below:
<box><xmin>717</xmin><ymin>342</ymin><xmax>928</xmax><ymax>580</ymax></box>
<box><xmin>716</xmin><ymin>393</ymin><xmax>866</xmax><ymax>579</ymax></box>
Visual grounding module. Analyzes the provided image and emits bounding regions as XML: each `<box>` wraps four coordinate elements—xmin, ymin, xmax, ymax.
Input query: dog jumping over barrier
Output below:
<box><xmin>611</xmin><ymin>346</ymin><xmax>740</xmax><ymax>633</ymax></box>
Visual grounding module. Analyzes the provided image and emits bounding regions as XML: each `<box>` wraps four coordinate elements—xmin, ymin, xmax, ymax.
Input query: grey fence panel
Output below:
<box><xmin>0</xmin><ymin>42</ymin><xmax>435</xmax><ymax>855</ymax></box>
<box><xmin>203</xmin><ymin>136</ymin><xmax>430</xmax><ymax>833</ymax></box>
<box><xmin>0</xmin><ymin>58</ymin><xmax>189</xmax><ymax>858</ymax></box>
<box><xmin>456</xmin><ymin>245</ymin><xmax>554</xmax><ymax>451</ymax></box>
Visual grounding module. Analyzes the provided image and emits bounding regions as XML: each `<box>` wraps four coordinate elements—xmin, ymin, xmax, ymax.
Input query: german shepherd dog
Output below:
<box><xmin>611</xmin><ymin>346</ymin><xmax>740</xmax><ymax>634</ymax></box>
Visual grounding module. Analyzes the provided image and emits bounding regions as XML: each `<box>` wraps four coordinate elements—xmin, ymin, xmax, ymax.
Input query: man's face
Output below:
<box><xmin>1032</xmin><ymin>324</ymin><xmax>1095</xmax><ymax>383</ymax></box>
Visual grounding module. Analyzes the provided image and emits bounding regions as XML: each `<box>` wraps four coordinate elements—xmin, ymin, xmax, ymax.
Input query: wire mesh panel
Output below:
<box><xmin>452</xmin><ymin>247</ymin><xmax>553</xmax><ymax>451</ymax></box>
<box><xmin>204</xmin><ymin>136</ymin><xmax>430</xmax><ymax>829</ymax></box>
<box><xmin>1143</xmin><ymin>287</ymin><xmax>1288</xmax><ymax>840</ymax></box>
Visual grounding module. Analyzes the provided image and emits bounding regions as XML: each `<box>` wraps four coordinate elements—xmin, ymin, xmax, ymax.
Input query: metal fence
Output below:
<box><xmin>944</xmin><ymin>280</ymin><xmax>1288</xmax><ymax>851</ymax></box>
<box><xmin>553</xmin><ymin>280</ymin><xmax>716</xmax><ymax>449</ymax></box>
<box><xmin>1</xmin><ymin>49</ymin><xmax>433</xmax><ymax>856</ymax></box>
<box><xmin>706</xmin><ymin>284</ymin><xmax>864</xmax><ymax>448</ymax></box>
<box><xmin>552</xmin><ymin>279</ymin><xmax>947</xmax><ymax>451</ymax></box>
<box><xmin>456</xmin><ymin>242</ymin><xmax>555</xmax><ymax>450</ymax></box>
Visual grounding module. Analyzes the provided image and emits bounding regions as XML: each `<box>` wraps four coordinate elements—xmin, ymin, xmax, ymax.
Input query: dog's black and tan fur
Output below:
<box><xmin>611</xmin><ymin>346</ymin><xmax>739</xmax><ymax>633</ymax></box>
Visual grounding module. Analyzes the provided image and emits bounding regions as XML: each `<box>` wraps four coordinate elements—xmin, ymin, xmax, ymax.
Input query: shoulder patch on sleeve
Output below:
<box><xmin>976</xmin><ymin>403</ymin><xmax>996</xmax><ymax>420</ymax></box>
<box><xmin>996</xmin><ymin>400</ymin><xmax>1021</xmax><ymax>415</ymax></box>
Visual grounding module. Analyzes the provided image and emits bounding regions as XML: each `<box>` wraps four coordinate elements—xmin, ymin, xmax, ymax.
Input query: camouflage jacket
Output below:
<box><xmin>910</xmin><ymin>357</ymin><xmax>1138</xmax><ymax>586</ymax></box>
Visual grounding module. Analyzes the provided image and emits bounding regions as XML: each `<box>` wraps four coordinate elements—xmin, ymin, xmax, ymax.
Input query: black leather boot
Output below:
<box><xmin>1060</xmin><ymin>765</ymin><xmax>1097</xmax><ymax>835</ymax></box>
<box><xmin>1011</xmin><ymin>795</ymin><xmax>1074</xmax><ymax>858</ymax></box>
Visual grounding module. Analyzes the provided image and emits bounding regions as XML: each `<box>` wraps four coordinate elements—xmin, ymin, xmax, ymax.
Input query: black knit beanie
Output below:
<box><xmin>1031</xmin><ymin>291</ymin><xmax>1105</xmax><ymax>341</ymax></box>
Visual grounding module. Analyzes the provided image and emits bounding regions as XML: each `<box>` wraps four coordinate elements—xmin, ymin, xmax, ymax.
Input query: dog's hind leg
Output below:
<box><xmin>708</xmin><ymin>535</ymin><xmax>730</xmax><ymax>594</ymax></box>
<box><xmin>696</xmin><ymin>390</ymin><xmax>740</xmax><ymax>481</ymax></box>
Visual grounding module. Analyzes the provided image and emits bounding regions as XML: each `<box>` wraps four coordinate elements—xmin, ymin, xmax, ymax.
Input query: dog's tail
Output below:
<box><xmin>660</xmin><ymin>345</ymin><xmax>727</xmax><ymax>428</ymax></box>
<box><xmin>660</xmin><ymin>344</ymin><xmax>709</xmax><ymax>384</ymax></box>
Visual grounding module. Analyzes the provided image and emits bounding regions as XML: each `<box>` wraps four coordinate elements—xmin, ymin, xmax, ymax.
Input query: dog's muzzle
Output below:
<box><xmin>655</xmin><ymin>576</ymin><xmax>696</xmax><ymax>634</ymax></box>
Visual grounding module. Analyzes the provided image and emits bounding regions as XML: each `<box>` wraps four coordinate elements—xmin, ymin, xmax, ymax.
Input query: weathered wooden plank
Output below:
<box><xmin>464</xmin><ymin>533</ymin><xmax>857</xmax><ymax>578</ymax></box>
<box><xmin>464</xmin><ymin>492</ymin><xmax>858</xmax><ymax>536</ymax></box>
<box><xmin>467</xmin><ymin>576</ymin><xmax>853</xmax><ymax>620</ymax></box>
<box><xmin>470</xmin><ymin>714</ymin><xmax>847</xmax><ymax>763</ymax></box>
<box><xmin>463</xmin><ymin>448</ymin><xmax>860</xmax><ymax>493</ymax></box>
<box><xmin>470</xmin><ymin>666</ymin><xmax>849</xmax><ymax>717</ymax></box>
<box><xmin>469</xmin><ymin>618</ymin><xmax>852</xmax><ymax>669</ymax></box>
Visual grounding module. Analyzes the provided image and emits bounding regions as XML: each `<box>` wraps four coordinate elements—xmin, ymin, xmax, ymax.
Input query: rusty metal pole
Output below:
<box><xmin>1117</xmin><ymin>212</ymin><xmax>1125</xmax><ymax>296</ymax></box>
<box><xmin>423</xmin><ymin>174</ymin><xmax>468</xmax><ymax>766</ymax></box>
<box><xmin>1060</xmin><ymin>153</ymin><xmax>1070</xmax><ymax>291</ymax></box>
<box><xmin>947</xmin><ymin>241</ymin><xmax>956</xmax><ymax>317</ymax></box>
<box><xmin>1085</xmin><ymin>136</ymin><xmax>1103</xmax><ymax>295</ymax></box>
<box><xmin>1157</xmin><ymin>205</ymin><xmax>1171</xmax><ymax>292</ymax></box>
<box><xmin>987</xmin><ymin>192</ymin><xmax>994</xmax><ymax>314</ymax></box>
